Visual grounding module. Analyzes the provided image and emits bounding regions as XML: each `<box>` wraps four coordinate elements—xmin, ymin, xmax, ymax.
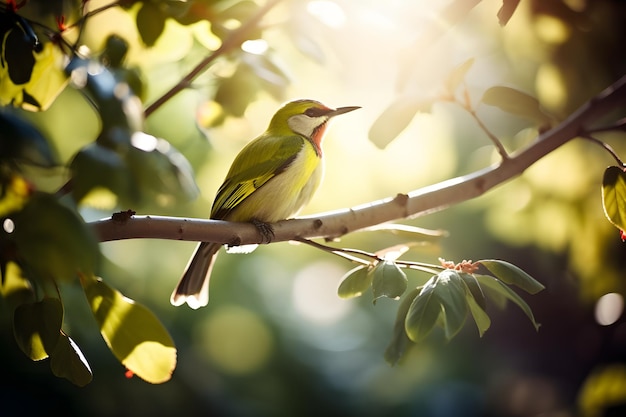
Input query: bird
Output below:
<box><xmin>171</xmin><ymin>99</ymin><xmax>360</xmax><ymax>309</ymax></box>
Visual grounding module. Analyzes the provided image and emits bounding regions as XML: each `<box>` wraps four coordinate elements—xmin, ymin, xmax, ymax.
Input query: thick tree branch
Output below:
<box><xmin>92</xmin><ymin>74</ymin><xmax>626</xmax><ymax>245</ymax></box>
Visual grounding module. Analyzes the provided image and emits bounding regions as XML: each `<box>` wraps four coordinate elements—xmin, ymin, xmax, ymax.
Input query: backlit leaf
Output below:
<box><xmin>50</xmin><ymin>331</ymin><xmax>92</xmax><ymax>387</ymax></box>
<box><xmin>371</xmin><ymin>260</ymin><xmax>408</xmax><ymax>303</ymax></box>
<box><xmin>13</xmin><ymin>298</ymin><xmax>63</xmax><ymax>361</ymax></box>
<box><xmin>337</xmin><ymin>265</ymin><xmax>372</xmax><ymax>299</ymax></box>
<box><xmin>368</xmin><ymin>95</ymin><xmax>433</xmax><ymax>149</ymax></box>
<box><xmin>81</xmin><ymin>274</ymin><xmax>176</xmax><ymax>384</ymax></box>
<box><xmin>445</xmin><ymin>58</ymin><xmax>474</xmax><ymax>95</ymax></box>
<box><xmin>364</xmin><ymin>223</ymin><xmax>448</xmax><ymax>244</ymax></box>
<box><xmin>476</xmin><ymin>274</ymin><xmax>541</xmax><ymax>331</ymax></box>
<box><xmin>481</xmin><ymin>86</ymin><xmax>553</xmax><ymax>127</ymax></box>
<box><xmin>602</xmin><ymin>166</ymin><xmax>626</xmax><ymax>232</ymax></box>
<box><xmin>479</xmin><ymin>259</ymin><xmax>544</xmax><ymax>294</ymax></box>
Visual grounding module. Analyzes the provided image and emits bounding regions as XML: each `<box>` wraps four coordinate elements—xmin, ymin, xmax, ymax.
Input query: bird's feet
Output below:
<box><xmin>252</xmin><ymin>219</ymin><xmax>275</xmax><ymax>244</ymax></box>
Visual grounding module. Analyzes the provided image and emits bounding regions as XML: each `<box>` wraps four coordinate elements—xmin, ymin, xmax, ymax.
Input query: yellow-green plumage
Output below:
<box><xmin>171</xmin><ymin>99</ymin><xmax>359</xmax><ymax>309</ymax></box>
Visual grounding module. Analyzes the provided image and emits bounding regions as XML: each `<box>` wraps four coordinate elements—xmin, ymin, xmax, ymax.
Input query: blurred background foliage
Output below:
<box><xmin>2</xmin><ymin>0</ymin><xmax>626</xmax><ymax>416</ymax></box>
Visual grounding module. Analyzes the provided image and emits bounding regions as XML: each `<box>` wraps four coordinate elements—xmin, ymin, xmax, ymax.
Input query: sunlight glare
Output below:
<box><xmin>307</xmin><ymin>1</ymin><xmax>346</xmax><ymax>28</ymax></box>
<box><xmin>242</xmin><ymin>39</ymin><xmax>269</xmax><ymax>55</ymax></box>
<box><xmin>292</xmin><ymin>262</ymin><xmax>352</xmax><ymax>325</ymax></box>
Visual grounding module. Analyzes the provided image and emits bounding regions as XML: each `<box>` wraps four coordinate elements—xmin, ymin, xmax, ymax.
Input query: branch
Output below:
<box><xmin>91</xmin><ymin>74</ymin><xmax>626</xmax><ymax>244</ymax></box>
<box><xmin>143</xmin><ymin>0</ymin><xmax>283</xmax><ymax>117</ymax></box>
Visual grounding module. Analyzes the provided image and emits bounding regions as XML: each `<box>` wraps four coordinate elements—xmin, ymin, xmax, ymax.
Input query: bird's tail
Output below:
<box><xmin>170</xmin><ymin>241</ymin><xmax>220</xmax><ymax>309</ymax></box>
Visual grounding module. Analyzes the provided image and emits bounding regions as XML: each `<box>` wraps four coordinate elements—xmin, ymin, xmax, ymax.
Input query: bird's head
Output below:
<box><xmin>268</xmin><ymin>99</ymin><xmax>359</xmax><ymax>153</ymax></box>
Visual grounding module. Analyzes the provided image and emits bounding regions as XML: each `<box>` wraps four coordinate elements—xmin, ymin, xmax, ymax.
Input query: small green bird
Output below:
<box><xmin>171</xmin><ymin>99</ymin><xmax>359</xmax><ymax>309</ymax></box>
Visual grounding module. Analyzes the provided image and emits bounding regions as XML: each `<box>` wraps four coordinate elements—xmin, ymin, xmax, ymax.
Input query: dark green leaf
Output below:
<box><xmin>137</xmin><ymin>1</ymin><xmax>167</xmax><ymax>47</ymax></box>
<box><xmin>405</xmin><ymin>276</ymin><xmax>441</xmax><ymax>342</ymax></box>
<box><xmin>50</xmin><ymin>331</ymin><xmax>93</xmax><ymax>387</ymax></box>
<box><xmin>460</xmin><ymin>273</ymin><xmax>486</xmax><ymax>310</ymax></box>
<box><xmin>481</xmin><ymin>86</ymin><xmax>554</xmax><ymax>127</ymax></box>
<box><xmin>81</xmin><ymin>274</ymin><xmax>176</xmax><ymax>384</ymax></box>
<box><xmin>385</xmin><ymin>288</ymin><xmax>419</xmax><ymax>366</ymax></box>
<box><xmin>476</xmin><ymin>274</ymin><xmax>541</xmax><ymax>331</ymax></box>
<box><xmin>602</xmin><ymin>166</ymin><xmax>626</xmax><ymax>232</ymax></box>
<box><xmin>371</xmin><ymin>260</ymin><xmax>408</xmax><ymax>303</ymax></box>
<box><xmin>13</xmin><ymin>298</ymin><xmax>63</xmax><ymax>361</ymax></box>
<box><xmin>11</xmin><ymin>193</ymin><xmax>99</xmax><ymax>283</ymax></box>
<box><xmin>432</xmin><ymin>270</ymin><xmax>468</xmax><ymax>340</ymax></box>
<box><xmin>479</xmin><ymin>259</ymin><xmax>544</xmax><ymax>294</ymax></box>
<box><xmin>337</xmin><ymin>265</ymin><xmax>372</xmax><ymax>299</ymax></box>
<box><xmin>0</xmin><ymin>111</ymin><xmax>57</xmax><ymax>167</ymax></box>
<box><xmin>70</xmin><ymin>143</ymin><xmax>136</xmax><ymax>204</ymax></box>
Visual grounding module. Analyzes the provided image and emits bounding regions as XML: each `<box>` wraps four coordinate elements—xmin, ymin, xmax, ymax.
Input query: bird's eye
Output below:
<box><xmin>304</xmin><ymin>107</ymin><xmax>328</xmax><ymax>117</ymax></box>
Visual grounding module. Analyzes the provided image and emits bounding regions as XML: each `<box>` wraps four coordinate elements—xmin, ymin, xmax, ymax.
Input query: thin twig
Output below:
<box><xmin>143</xmin><ymin>0</ymin><xmax>283</xmax><ymax>117</ymax></box>
<box><xmin>294</xmin><ymin>238</ymin><xmax>444</xmax><ymax>274</ymax></box>
<box><xmin>581</xmin><ymin>134</ymin><xmax>625</xmax><ymax>166</ymax></box>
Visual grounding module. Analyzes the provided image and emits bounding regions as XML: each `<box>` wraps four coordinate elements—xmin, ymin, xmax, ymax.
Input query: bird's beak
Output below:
<box><xmin>328</xmin><ymin>106</ymin><xmax>360</xmax><ymax>117</ymax></box>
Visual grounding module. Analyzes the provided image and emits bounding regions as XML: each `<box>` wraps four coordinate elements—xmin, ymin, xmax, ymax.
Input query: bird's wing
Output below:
<box><xmin>210</xmin><ymin>134</ymin><xmax>305</xmax><ymax>219</ymax></box>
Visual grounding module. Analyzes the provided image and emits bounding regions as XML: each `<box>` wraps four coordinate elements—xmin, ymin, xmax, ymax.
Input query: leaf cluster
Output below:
<box><xmin>338</xmin><ymin>258</ymin><xmax>544</xmax><ymax>365</ymax></box>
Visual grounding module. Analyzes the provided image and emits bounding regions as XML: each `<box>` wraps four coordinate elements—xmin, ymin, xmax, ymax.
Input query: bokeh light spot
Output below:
<box><xmin>195</xmin><ymin>305</ymin><xmax>273</xmax><ymax>375</ymax></box>
<box><xmin>594</xmin><ymin>293</ymin><xmax>624</xmax><ymax>326</ymax></box>
<box><xmin>292</xmin><ymin>262</ymin><xmax>352</xmax><ymax>325</ymax></box>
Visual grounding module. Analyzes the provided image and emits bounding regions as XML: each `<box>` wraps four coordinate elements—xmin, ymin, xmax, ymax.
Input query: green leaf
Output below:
<box><xmin>364</xmin><ymin>223</ymin><xmax>448</xmax><ymax>244</ymax></box>
<box><xmin>445</xmin><ymin>58</ymin><xmax>474</xmax><ymax>95</ymax></box>
<box><xmin>11</xmin><ymin>193</ymin><xmax>100</xmax><ymax>283</ymax></box>
<box><xmin>215</xmin><ymin>64</ymin><xmax>259</xmax><ymax>117</ymax></box>
<box><xmin>368</xmin><ymin>95</ymin><xmax>433</xmax><ymax>149</ymax></box>
<box><xmin>125</xmin><ymin>135</ymin><xmax>199</xmax><ymax>204</ymax></box>
<box><xmin>479</xmin><ymin>259</ymin><xmax>544</xmax><ymax>294</ymax></box>
<box><xmin>481</xmin><ymin>86</ymin><xmax>554</xmax><ymax>127</ymax></box>
<box><xmin>337</xmin><ymin>265</ymin><xmax>372</xmax><ymax>299</ymax></box>
<box><xmin>137</xmin><ymin>1</ymin><xmax>167</xmax><ymax>47</ymax></box>
<box><xmin>405</xmin><ymin>276</ymin><xmax>441</xmax><ymax>342</ymax></box>
<box><xmin>602</xmin><ymin>166</ymin><xmax>626</xmax><ymax>231</ymax></box>
<box><xmin>81</xmin><ymin>274</ymin><xmax>176</xmax><ymax>384</ymax></box>
<box><xmin>432</xmin><ymin>270</ymin><xmax>468</xmax><ymax>340</ymax></box>
<box><xmin>460</xmin><ymin>273</ymin><xmax>491</xmax><ymax>336</ymax></box>
<box><xmin>476</xmin><ymin>274</ymin><xmax>541</xmax><ymax>331</ymax></box>
<box><xmin>459</xmin><ymin>273</ymin><xmax>486</xmax><ymax>310</ymax></box>
<box><xmin>371</xmin><ymin>260</ymin><xmax>408</xmax><ymax>303</ymax></box>
<box><xmin>70</xmin><ymin>143</ymin><xmax>136</xmax><ymax>204</ymax></box>
<box><xmin>13</xmin><ymin>298</ymin><xmax>63</xmax><ymax>361</ymax></box>
<box><xmin>50</xmin><ymin>331</ymin><xmax>93</xmax><ymax>387</ymax></box>
<box><xmin>0</xmin><ymin>112</ymin><xmax>57</xmax><ymax>167</ymax></box>
<box><xmin>385</xmin><ymin>288</ymin><xmax>420</xmax><ymax>366</ymax></box>
<box><xmin>466</xmin><ymin>290</ymin><xmax>491</xmax><ymax>337</ymax></box>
